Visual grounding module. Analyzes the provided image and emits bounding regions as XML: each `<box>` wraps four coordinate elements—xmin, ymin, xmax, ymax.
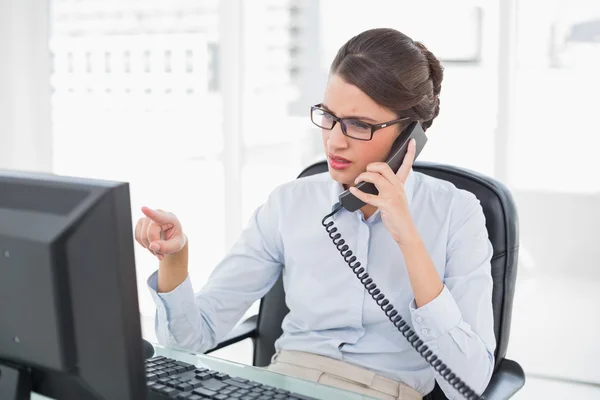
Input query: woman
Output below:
<box><xmin>135</xmin><ymin>28</ymin><xmax>495</xmax><ymax>400</ymax></box>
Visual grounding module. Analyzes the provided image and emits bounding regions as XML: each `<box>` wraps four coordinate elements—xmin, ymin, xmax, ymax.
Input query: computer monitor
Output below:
<box><xmin>0</xmin><ymin>169</ymin><xmax>146</xmax><ymax>400</ymax></box>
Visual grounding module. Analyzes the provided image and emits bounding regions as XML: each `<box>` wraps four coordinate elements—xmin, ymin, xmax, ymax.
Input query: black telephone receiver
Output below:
<box><xmin>338</xmin><ymin>121</ymin><xmax>428</xmax><ymax>212</ymax></box>
<box><xmin>321</xmin><ymin>121</ymin><xmax>483</xmax><ymax>400</ymax></box>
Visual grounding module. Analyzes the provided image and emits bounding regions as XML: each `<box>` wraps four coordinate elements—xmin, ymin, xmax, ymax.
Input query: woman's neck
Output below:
<box><xmin>361</xmin><ymin>204</ymin><xmax>377</xmax><ymax>220</ymax></box>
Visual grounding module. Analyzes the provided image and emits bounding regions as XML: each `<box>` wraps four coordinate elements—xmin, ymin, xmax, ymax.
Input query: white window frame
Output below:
<box><xmin>0</xmin><ymin>0</ymin><xmax>52</xmax><ymax>172</ymax></box>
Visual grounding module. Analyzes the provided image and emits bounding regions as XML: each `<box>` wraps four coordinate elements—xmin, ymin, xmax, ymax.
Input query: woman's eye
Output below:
<box><xmin>347</xmin><ymin>120</ymin><xmax>370</xmax><ymax>130</ymax></box>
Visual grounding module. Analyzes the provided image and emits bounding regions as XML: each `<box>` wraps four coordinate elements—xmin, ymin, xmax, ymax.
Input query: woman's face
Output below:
<box><xmin>321</xmin><ymin>74</ymin><xmax>402</xmax><ymax>187</ymax></box>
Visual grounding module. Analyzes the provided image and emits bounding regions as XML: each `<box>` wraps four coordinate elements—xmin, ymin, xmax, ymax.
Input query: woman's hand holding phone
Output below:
<box><xmin>349</xmin><ymin>138</ymin><xmax>420</xmax><ymax>248</ymax></box>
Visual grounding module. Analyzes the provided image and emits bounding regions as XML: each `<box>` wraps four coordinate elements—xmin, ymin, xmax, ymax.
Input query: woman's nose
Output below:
<box><xmin>327</xmin><ymin>122</ymin><xmax>349</xmax><ymax>149</ymax></box>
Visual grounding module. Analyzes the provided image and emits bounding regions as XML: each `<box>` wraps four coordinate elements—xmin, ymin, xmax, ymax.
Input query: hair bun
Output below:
<box><xmin>414</xmin><ymin>41</ymin><xmax>443</xmax><ymax>130</ymax></box>
<box><xmin>414</xmin><ymin>41</ymin><xmax>443</xmax><ymax>97</ymax></box>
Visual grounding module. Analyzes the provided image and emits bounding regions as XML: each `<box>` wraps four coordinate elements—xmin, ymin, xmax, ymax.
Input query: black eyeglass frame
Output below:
<box><xmin>310</xmin><ymin>103</ymin><xmax>410</xmax><ymax>141</ymax></box>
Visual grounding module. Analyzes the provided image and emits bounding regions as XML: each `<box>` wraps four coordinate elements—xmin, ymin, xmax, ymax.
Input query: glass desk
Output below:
<box><xmin>32</xmin><ymin>342</ymin><xmax>377</xmax><ymax>399</ymax></box>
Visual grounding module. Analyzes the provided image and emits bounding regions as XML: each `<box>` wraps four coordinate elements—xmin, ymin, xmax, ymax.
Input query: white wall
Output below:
<box><xmin>0</xmin><ymin>0</ymin><xmax>52</xmax><ymax>172</ymax></box>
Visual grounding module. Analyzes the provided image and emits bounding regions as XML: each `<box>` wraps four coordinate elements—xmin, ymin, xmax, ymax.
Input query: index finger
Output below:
<box><xmin>141</xmin><ymin>206</ymin><xmax>174</xmax><ymax>225</ymax></box>
<box><xmin>396</xmin><ymin>138</ymin><xmax>416</xmax><ymax>183</ymax></box>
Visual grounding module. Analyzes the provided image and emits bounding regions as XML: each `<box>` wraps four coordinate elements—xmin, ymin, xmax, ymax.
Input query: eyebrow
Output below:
<box><xmin>320</xmin><ymin>103</ymin><xmax>379</xmax><ymax>123</ymax></box>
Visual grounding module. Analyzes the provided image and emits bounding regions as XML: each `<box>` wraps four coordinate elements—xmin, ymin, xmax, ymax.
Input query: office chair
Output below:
<box><xmin>207</xmin><ymin>160</ymin><xmax>525</xmax><ymax>399</ymax></box>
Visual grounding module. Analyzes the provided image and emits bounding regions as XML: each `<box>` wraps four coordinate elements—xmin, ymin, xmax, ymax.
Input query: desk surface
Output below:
<box><xmin>156</xmin><ymin>343</ymin><xmax>377</xmax><ymax>399</ymax></box>
<box><xmin>32</xmin><ymin>342</ymin><xmax>376</xmax><ymax>400</ymax></box>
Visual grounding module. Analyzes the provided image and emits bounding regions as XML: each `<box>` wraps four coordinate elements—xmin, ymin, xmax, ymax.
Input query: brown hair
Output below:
<box><xmin>330</xmin><ymin>28</ymin><xmax>443</xmax><ymax>131</ymax></box>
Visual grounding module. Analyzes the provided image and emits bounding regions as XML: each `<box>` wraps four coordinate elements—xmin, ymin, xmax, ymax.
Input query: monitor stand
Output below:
<box><xmin>0</xmin><ymin>362</ymin><xmax>31</xmax><ymax>400</ymax></box>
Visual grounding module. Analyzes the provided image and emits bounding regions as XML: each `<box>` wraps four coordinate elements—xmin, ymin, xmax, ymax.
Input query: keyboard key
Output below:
<box><xmin>174</xmin><ymin>366</ymin><xmax>187</xmax><ymax>373</ymax></box>
<box><xmin>275</xmin><ymin>389</ymin><xmax>290</xmax><ymax>394</ymax></box>
<box><xmin>274</xmin><ymin>395</ymin><xmax>287</xmax><ymax>399</ymax></box>
<box><xmin>149</xmin><ymin>383</ymin><xmax>165</xmax><ymax>391</ymax></box>
<box><xmin>175</xmin><ymin>361</ymin><xmax>193</xmax><ymax>368</ymax></box>
<box><xmin>175</xmin><ymin>383</ymin><xmax>193</xmax><ymax>392</ymax></box>
<box><xmin>202</xmin><ymin>381</ymin><xmax>226</xmax><ymax>392</ymax></box>
<box><xmin>175</xmin><ymin>362</ymin><xmax>195</xmax><ymax>371</ymax></box>
<box><xmin>148</xmin><ymin>356</ymin><xmax>166</xmax><ymax>362</ymax></box>
<box><xmin>195</xmin><ymin>372</ymin><xmax>211</xmax><ymax>380</ymax></box>
<box><xmin>214</xmin><ymin>372</ymin><xmax>230</xmax><ymax>380</ymax></box>
<box><xmin>214</xmin><ymin>395</ymin><xmax>229</xmax><ymax>400</ymax></box>
<box><xmin>223</xmin><ymin>379</ymin><xmax>252</xmax><ymax>390</ymax></box>
<box><xmin>232</xmin><ymin>377</ymin><xmax>249</xmax><ymax>383</ymax></box>
<box><xmin>159</xmin><ymin>386</ymin><xmax>180</xmax><ymax>398</ymax></box>
<box><xmin>193</xmin><ymin>387</ymin><xmax>217</xmax><ymax>398</ymax></box>
<box><xmin>187</xmin><ymin>379</ymin><xmax>204</xmax><ymax>389</ymax></box>
<box><xmin>146</xmin><ymin>373</ymin><xmax>157</xmax><ymax>381</ymax></box>
<box><xmin>164</xmin><ymin>368</ymin><xmax>177</xmax><ymax>376</ymax></box>
<box><xmin>176</xmin><ymin>394</ymin><xmax>193</xmax><ymax>400</ymax></box>
<box><xmin>156</xmin><ymin>371</ymin><xmax>168</xmax><ymax>378</ymax></box>
<box><xmin>187</xmin><ymin>396</ymin><xmax>203</xmax><ymax>400</ymax></box>
<box><xmin>229</xmin><ymin>394</ymin><xmax>243</xmax><ymax>398</ymax></box>
<box><xmin>195</xmin><ymin>368</ymin><xmax>208</xmax><ymax>374</ymax></box>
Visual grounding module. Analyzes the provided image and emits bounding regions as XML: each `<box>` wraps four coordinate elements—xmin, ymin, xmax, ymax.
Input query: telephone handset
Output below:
<box><xmin>321</xmin><ymin>121</ymin><xmax>483</xmax><ymax>400</ymax></box>
<box><xmin>339</xmin><ymin>121</ymin><xmax>428</xmax><ymax>212</ymax></box>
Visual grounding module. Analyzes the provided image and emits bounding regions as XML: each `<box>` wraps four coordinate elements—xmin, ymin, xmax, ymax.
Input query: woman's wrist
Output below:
<box><xmin>396</xmin><ymin>223</ymin><xmax>422</xmax><ymax>250</ymax></box>
<box><xmin>158</xmin><ymin>240</ymin><xmax>189</xmax><ymax>293</ymax></box>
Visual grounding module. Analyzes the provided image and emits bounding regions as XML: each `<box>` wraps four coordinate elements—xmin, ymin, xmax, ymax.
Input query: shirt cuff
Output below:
<box><xmin>409</xmin><ymin>285</ymin><xmax>462</xmax><ymax>341</ymax></box>
<box><xmin>147</xmin><ymin>270</ymin><xmax>195</xmax><ymax>320</ymax></box>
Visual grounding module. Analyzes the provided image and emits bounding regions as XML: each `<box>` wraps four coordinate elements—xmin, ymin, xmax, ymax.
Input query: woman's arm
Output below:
<box><xmin>398</xmin><ymin>232</ymin><xmax>443</xmax><ymax>308</ymax></box>
<box><xmin>402</xmin><ymin>194</ymin><xmax>496</xmax><ymax>399</ymax></box>
<box><xmin>327</xmin><ymin>151</ymin><xmax>495</xmax><ymax>397</ymax></box>
<box><xmin>148</xmin><ymin>187</ymin><xmax>285</xmax><ymax>354</ymax></box>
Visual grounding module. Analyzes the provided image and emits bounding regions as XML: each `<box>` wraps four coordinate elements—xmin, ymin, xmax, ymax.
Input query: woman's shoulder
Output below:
<box><xmin>413</xmin><ymin>170</ymin><xmax>481</xmax><ymax>212</ymax></box>
<box><xmin>265</xmin><ymin>171</ymin><xmax>334</xmax><ymax>206</ymax></box>
<box><xmin>413</xmin><ymin>171</ymin><xmax>487</xmax><ymax>239</ymax></box>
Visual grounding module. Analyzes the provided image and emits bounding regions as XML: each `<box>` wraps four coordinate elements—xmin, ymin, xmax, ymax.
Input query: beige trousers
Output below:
<box><xmin>266</xmin><ymin>350</ymin><xmax>423</xmax><ymax>400</ymax></box>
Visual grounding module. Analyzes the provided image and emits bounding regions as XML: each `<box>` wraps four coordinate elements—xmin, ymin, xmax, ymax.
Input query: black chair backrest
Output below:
<box><xmin>253</xmin><ymin>160</ymin><xmax>519</xmax><ymax>371</ymax></box>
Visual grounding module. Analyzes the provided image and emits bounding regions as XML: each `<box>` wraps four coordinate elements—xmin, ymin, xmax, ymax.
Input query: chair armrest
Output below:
<box><xmin>204</xmin><ymin>314</ymin><xmax>258</xmax><ymax>354</ymax></box>
<box><xmin>482</xmin><ymin>358</ymin><xmax>526</xmax><ymax>399</ymax></box>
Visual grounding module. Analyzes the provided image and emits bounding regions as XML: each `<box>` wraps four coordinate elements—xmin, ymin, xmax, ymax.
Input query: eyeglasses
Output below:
<box><xmin>310</xmin><ymin>104</ymin><xmax>409</xmax><ymax>141</ymax></box>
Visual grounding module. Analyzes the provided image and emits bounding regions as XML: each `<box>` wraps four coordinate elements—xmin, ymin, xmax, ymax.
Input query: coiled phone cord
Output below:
<box><xmin>322</xmin><ymin>205</ymin><xmax>483</xmax><ymax>400</ymax></box>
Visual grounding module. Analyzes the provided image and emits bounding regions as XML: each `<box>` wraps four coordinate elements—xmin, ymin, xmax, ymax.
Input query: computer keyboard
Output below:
<box><xmin>145</xmin><ymin>355</ymin><xmax>318</xmax><ymax>400</ymax></box>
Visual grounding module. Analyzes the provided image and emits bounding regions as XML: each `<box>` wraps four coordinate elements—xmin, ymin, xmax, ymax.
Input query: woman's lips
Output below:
<box><xmin>328</xmin><ymin>154</ymin><xmax>352</xmax><ymax>170</ymax></box>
